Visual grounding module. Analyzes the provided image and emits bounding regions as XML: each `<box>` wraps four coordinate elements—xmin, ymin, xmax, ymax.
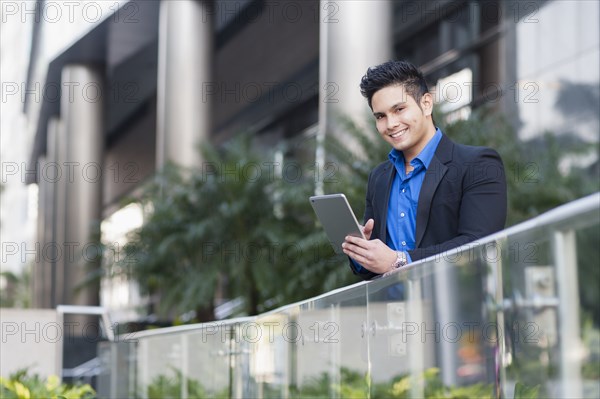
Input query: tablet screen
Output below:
<box><xmin>310</xmin><ymin>193</ymin><xmax>365</xmax><ymax>254</ymax></box>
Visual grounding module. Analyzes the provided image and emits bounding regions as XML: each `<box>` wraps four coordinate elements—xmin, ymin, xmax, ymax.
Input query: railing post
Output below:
<box><xmin>406</xmin><ymin>278</ymin><xmax>425</xmax><ymax>398</ymax></box>
<box><xmin>433</xmin><ymin>259</ymin><xmax>461</xmax><ymax>387</ymax></box>
<box><xmin>553</xmin><ymin>229</ymin><xmax>583</xmax><ymax>397</ymax></box>
<box><xmin>139</xmin><ymin>339</ymin><xmax>149</xmax><ymax>399</ymax></box>
<box><xmin>181</xmin><ymin>334</ymin><xmax>189</xmax><ymax>399</ymax></box>
<box><xmin>487</xmin><ymin>240</ymin><xmax>506</xmax><ymax>399</ymax></box>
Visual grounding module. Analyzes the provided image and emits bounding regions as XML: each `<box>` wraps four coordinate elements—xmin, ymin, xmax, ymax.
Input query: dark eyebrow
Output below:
<box><xmin>373</xmin><ymin>101</ymin><xmax>406</xmax><ymax>117</ymax></box>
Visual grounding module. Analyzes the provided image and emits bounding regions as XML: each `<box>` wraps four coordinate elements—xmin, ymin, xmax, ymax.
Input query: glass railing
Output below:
<box><xmin>97</xmin><ymin>193</ymin><xmax>600</xmax><ymax>398</ymax></box>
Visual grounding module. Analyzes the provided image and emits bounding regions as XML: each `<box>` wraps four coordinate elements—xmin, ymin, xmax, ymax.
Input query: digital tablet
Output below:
<box><xmin>309</xmin><ymin>193</ymin><xmax>366</xmax><ymax>254</ymax></box>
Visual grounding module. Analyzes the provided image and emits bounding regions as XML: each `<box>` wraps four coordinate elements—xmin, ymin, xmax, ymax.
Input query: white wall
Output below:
<box><xmin>0</xmin><ymin>308</ymin><xmax>62</xmax><ymax>378</ymax></box>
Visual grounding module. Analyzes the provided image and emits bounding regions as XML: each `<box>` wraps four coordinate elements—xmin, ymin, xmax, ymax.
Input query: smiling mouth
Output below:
<box><xmin>389</xmin><ymin>128</ymin><xmax>408</xmax><ymax>138</ymax></box>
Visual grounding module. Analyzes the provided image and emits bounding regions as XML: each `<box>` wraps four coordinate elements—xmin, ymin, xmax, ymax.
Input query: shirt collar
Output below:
<box><xmin>388</xmin><ymin>127</ymin><xmax>443</xmax><ymax>169</ymax></box>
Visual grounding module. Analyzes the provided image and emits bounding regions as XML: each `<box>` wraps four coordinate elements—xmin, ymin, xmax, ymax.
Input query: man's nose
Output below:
<box><xmin>387</xmin><ymin>114</ymin><xmax>400</xmax><ymax>131</ymax></box>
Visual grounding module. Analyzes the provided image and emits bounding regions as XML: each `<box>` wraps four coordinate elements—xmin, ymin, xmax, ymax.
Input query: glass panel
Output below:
<box><xmin>500</xmin><ymin>227</ymin><xmax>557</xmax><ymax>398</ymax></box>
<box><xmin>247</xmin><ymin>283</ymin><xmax>369</xmax><ymax>398</ymax></box>
<box><xmin>576</xmin><ymin>224</ymin><xmax>600</xmax><ymax>398</ymax></box>
<box><xmin>231</xmin><ymin>321</ymin><xmax>256</xmax><ymax>398</ymax></box>
<box><xmin>136</xmin><ymin>334</ymin><xmax>184</xmax><ymax>398</ymax></box>
<box><xmin>367</xmin><ymin>250</ymin><xmax>498</xmax><ymax>398</ymax></box>
<box><xmin>186</xmin><ymin>324</ymin><xmax>234</xmax><ymax>398</ymax></box>
<box><xmin>499</xmin><ymin>202</ymin><xmax>600</xmax><ymax>398</ymax></box>
<box><xmin>250</xmin><ymin>311</ymin><xmax>294</xmax><ymax>398</ymax></box>
<box><xmin>124</xmin><ymin>194</ymin><xmax>599</xmax><ymax>399</ymax></box>
<box><xmin>293</xmin><ymin>285</ymin><xmax>369</xmax><ymax>398</ymax></box>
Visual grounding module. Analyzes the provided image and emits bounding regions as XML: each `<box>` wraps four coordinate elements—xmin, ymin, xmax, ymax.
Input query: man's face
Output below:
<box><xmin>371</xmin><ymin>84</ymin><xmax>435</xmax><ymax>161</ymax></box>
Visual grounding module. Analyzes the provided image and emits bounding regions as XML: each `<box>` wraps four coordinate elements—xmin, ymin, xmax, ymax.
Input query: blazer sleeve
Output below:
<box><xmin>408</xmin><ymin>148</ymin><xmax>507</xmax><ymax>261</ymax></box>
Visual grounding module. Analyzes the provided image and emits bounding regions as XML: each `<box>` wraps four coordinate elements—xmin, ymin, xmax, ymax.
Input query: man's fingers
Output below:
<box><xmin>345</xmin><ymin>237</ymin><xmax>379</xmax><ymax>252</ymax></box>
<box><xmin>363</xmin><ymin>219</ymin><xmax>374</xmax><ymax>240</ymax></box>
<box><xmin>344</xmin><ymin>235</ymin><xmax>361</xmax><ymax>244</ymax></box>
<box><xmin>343</xmin><ymin>246</ymin><xmax>360</xmax><ymax>261</ymax></box>
<box><xmin>344</xmin><ymin>249</ymin><xmax>368</xmax><ymax>266</ymax></box>
<box><xmin>343</xmin><ymin>243</ymin><xmax>366</xmax><ymax>260</ymax></box>
<box><xmin>342</xmin><ymin>240</ymin><xmax>360</xmax><ymax>253</ymax></box>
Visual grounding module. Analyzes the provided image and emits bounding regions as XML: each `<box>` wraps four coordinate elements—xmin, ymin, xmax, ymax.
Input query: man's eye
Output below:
<box><xmin>375</xmin><ymin>115</ymin><xmax>384</xmax><ymax>120</ymax></box>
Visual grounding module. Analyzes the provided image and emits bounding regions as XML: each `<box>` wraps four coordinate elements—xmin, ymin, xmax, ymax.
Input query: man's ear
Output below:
<box><xmin>421</xmin><ymin>92</ymin><xmax>434</xmax><ymax>116</ymax></box>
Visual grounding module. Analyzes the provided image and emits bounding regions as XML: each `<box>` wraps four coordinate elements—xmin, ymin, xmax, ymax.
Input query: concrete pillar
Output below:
<box><xmin>317</xmin><ymin>0</ymin><xmax>392</xmax><ymax>193</ymax></box>
<box><xmin>54</xmin><ymin>116</ymin><xmax>68</xmax><ymax>306</ymax></box>
<box><xmin>46</xmin><ymin>117</ymin><xmax>63</xmax><ymax>307</ymax></box>
<box><xmin>33</xmin><ymin>117</ymin><xmax>60</xmax><ymax>308</ymax></box>
<box><xmin>156</xmin><ymin>0</ymin><xmax>213</xmax><ymax>169</ymax></box>
<box><xmin>33</xmin><ymin>117</ymin><xmax>62</xmax><ymax>308</ymax></box>
<box><xmin>60</xmin><ymin>65</ymin><xmax>103</xmax><ymax>307</ymax></box>
<box><xmin>318</xmin><ymin>0</ymin><xmax>393</xmax><ymax>139</ymax></box>
<box><xmin>34</xmin><ymin>154</ymin><xmax>49</xmax><ymax>308</ymax></box>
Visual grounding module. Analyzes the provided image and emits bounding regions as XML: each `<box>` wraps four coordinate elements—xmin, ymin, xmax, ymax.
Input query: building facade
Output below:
<box><xmin>23</xmin><ymin>0</ymin><xmax>599</xmax><ymax>322</ymax></box>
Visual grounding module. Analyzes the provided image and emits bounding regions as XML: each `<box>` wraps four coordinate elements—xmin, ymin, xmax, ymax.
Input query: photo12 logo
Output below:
<box><xmin>1</xmin><ymin>1</ymin><xmax>139</xmax><ymax>24</ymax></box>
<box><xmin>199</xmin><ymin>321</ymin><xmax>339</xmax><ymax>344</ymax></box>
<box><xmin>1</xmin><ymin>161</ymin><xmax>140</xmax><ymax>185</ymax></box>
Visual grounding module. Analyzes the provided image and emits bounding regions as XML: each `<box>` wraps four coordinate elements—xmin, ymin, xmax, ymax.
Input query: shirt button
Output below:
<box><xmin>401</xmin><ymin>241</ymin><xmax>406</xmax><ymax>246</ymax></box>
<box><xmin>400</xmin><ymin>212</ymin><xmax>405</xmax><ymax>217</ymax></box>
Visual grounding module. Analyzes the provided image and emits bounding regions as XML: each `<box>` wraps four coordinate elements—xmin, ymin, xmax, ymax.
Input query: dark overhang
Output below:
<box><xmin>26</xmin><ymin>0</ymin><xmax>160</xmax><ymax>184</ymax></box>
<box><xmin>26</xmin><ymin>0</ymin><xmax>278</xmax><ymax>184</ymax></box>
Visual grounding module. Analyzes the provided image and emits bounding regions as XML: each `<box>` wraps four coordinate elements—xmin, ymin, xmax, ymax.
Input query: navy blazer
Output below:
<box><xmin>353</xmin><ymin>134</ymin><xmax>507</xmax><ymax>280</ymax></box>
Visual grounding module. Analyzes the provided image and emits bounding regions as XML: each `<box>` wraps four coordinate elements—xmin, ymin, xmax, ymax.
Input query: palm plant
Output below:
<box><xmin>113</xmin><ymin>107</ymin><xmax>597</xmax><ymax>322</ymax></box>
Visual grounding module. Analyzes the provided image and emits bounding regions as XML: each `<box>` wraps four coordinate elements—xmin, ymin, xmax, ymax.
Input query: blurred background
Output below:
<box><xmin>1</xmin><ymin>0</ymin><xmax>598</xmax><ymax>397</ymax></box>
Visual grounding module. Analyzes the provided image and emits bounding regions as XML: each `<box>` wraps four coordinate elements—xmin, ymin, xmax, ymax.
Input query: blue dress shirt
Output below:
<box><xmin>387</xmin><ymin>128</ymin><xmax>442</xmax><ymax>260</ymax></box>
<box><xmin>352</xmin><ymin>128</ymin><xmax>443</xmax><ymax>272</ymax></box>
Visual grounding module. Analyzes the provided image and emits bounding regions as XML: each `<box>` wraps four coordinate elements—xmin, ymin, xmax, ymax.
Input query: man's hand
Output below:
<box><xmin>342</xmin><ymin>227</ymin><xmax>397</xmax><ymax>275</ymax></box>
<box><xmin>361</xmin><ymin>218</ymin><xmax>374</xmax><ymax>240</ymax></box>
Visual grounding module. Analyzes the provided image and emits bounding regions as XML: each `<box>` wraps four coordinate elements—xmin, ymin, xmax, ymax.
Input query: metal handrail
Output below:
<box><xmin>119</xmin><ymin>192</ymin><xmax>599</xmax><ymax>341</ymax></box>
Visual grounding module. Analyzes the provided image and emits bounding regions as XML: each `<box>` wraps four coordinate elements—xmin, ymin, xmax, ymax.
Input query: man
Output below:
<box><xmin>342</xmin><ymin>60</ymin><xmax>507</xmax><ymax>280</ymax></box>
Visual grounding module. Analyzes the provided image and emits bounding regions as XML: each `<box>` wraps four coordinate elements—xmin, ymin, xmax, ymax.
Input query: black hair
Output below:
<box><xmin>360</xmin><ymin>60</ymin><xmax>430</xmax><ymax>109</ymax></box>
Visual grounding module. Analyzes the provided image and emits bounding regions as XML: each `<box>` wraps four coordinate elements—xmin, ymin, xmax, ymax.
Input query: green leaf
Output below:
<box><xmin>513</xmin><ymin>382</ymin><xmax>540</xmax><ymax>399</ymax></box>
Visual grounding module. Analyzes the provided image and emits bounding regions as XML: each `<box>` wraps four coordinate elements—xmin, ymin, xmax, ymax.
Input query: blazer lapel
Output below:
<box><xmin>415</xmin><ymin>135</ymin><xmax>453</xmax><ymax>247</ymax></box>
<box><xmin>376</xmin><ymin>163</ymin><xmax>395</xmax><ymax>241</ymax></box>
